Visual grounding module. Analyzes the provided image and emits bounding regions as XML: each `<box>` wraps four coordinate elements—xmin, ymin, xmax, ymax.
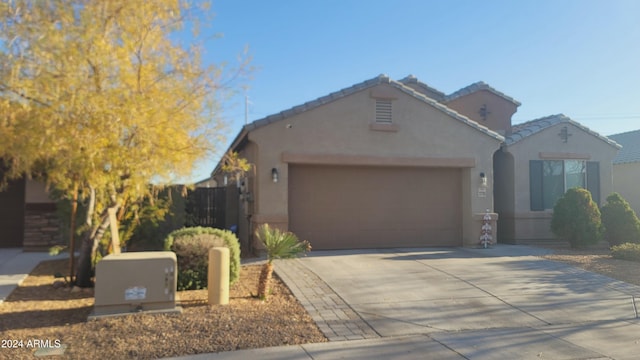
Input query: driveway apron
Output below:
<box><xmin>274</xmin><ymin>246</ymin><xmax>640</xmax><ymax>359</ymax></box>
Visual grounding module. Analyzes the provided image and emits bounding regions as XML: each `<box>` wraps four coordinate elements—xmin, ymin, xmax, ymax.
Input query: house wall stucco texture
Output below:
<box><xmin>445</xmin><ymin>90</ymin><xmax>517</xmax><ymax>136</ymax></box>
<box><xmin>24</xmin><ymin>180</ymin><xmax>55</xmax><ymax>204</ymax></box>
<box><xmin>246</xmin><ymin>84</ymin><xmax>502</xmax><ymax>247</ymax></box>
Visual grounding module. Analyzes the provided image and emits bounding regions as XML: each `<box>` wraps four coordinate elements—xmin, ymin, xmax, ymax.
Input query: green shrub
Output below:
<box><xmin>611</xmin><ymin>243</ymin><xmax>640</xmax><ymax>262</ymax></box>
<box><xmin>177</xmin><ymin>268</ymin><xmax>207</xmax><ymax>291</ymax></box>
<box><xmin>164</xmin><ymin>227</ymin><xmax>241</xmax><ymax>290</ymax></box>
<box><xmin>127</xmin><ymin>186</ymin><xmax>188</xmax><ymax>251</ymax></box>
<box><xmin>601</xmin><ymin>193</ymin><xmax>640</xmax><ymax>246</ymax></box>
<box><xmin>550</xmin><ymin>187</ymin><xmax>602</xmax><ymax>248</ymax></box>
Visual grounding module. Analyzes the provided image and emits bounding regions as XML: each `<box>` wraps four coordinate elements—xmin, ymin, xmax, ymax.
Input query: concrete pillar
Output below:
<box><xmin>208</xmin><ymin>247</ymin><xmax>229</xmax><ymax>305</ymax></box>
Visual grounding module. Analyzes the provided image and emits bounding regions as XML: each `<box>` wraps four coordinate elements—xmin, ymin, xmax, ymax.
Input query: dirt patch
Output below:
<box><xmin>0</xmin><ymin>260</ymin><xmax>327</xmax><ymax>360</ymax></box>
<box><xmin>542</xmin><ymin>247</ymin><xmax>640</xmax><ymax>286</ymax></box>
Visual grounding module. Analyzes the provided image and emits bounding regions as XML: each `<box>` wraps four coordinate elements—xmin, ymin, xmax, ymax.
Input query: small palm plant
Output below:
<box><xmin>255</xmin><ymin>224</ymin><xmax>311</xmax><ymax>300</ymax></box>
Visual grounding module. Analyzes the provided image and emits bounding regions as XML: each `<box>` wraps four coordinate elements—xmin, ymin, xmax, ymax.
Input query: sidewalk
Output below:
<box><xmin>0</xmin><ymin>248</ymin><xmax>69</xmax><ymax>303</ymax></box>
<box><xmin>165</xmin><ymin>335</ymin><xmax>467</xmax><ymax>360</ymax></box>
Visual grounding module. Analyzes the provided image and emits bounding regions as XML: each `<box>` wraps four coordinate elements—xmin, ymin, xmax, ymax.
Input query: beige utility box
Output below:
<box><xmin>92</xmin><ymin>251</ymin><xmax>181</xmax><ymax>317</ymax></box>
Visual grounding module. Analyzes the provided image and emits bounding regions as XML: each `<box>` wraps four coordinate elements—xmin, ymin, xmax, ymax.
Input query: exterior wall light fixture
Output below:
<box><xmin>480</xmin><ymin>172</ymin><xmax>487</xmax><ymax>186</ymax></box>
<box><xmin>271</xmin><ymin>168</ymin><xmax>279</xmax><ymax>183</ymax></box>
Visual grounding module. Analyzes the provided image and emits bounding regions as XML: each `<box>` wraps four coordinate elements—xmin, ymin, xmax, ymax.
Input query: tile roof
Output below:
<box><xmin>244</xmin><ymin>74</ymin><xmax>504</xmax><ymax>142</ymax></box>
<box><xmin>443</xmin><ymin>81</ymin><xmax>522</xmax><ymax>106</ymax></box>
<box><xmin>398</xmin><ymin>75</ymin><xmax>445</xmax><ymax>101</ymax></box>
<box><xmin>609</xmin><ymin>129</ymin><xmax>640</xmax><ymax>164</ymax></box>
<box><xmin>505</xmin><ymin>114</ymin><xmax>621</xmax><ymax>149</ymax></box>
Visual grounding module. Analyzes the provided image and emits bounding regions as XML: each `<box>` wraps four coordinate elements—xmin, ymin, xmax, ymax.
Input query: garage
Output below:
<box><xmin>213</xmin><ymin>76</ymin><xmax>504</xmax><ymax>249</ymax></box>
<box><xmin>288</xmin><ymin>164</ymin><xmax>462</xmax><ymax>249</ymax></box>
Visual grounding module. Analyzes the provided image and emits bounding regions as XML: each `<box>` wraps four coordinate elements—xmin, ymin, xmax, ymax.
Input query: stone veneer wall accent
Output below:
<box><xmin>23</xmin><ymin>203</ymin><xmax>62</xmax><ymax>251</ymax></box>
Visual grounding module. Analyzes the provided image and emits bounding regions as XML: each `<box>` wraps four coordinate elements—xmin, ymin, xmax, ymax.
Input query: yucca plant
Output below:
<box><xmin>255</xmin><ymin>224</ymin><xmax>310</xmax><ymax>299</ymax></box>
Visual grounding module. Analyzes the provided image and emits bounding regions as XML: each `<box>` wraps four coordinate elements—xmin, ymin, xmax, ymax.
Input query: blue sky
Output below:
<box><xmin>189</xmin><ymin>0</ymin><xmax>640</xmax><ymax>182</ymax></box>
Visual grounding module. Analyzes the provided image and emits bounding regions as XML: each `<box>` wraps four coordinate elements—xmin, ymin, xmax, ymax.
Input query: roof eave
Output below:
<box><xmin>211</xmin><ymin>127</ymin><xmax>250</xmax><ymax>177</ymax></box>
<box><xmin>505</xmin><ymin>115</ymin><xmax>622</xmax><ymax>149</ymax></box>
<box><xmin>211</xmin><ymin>75</ymin><xmax>507</xmax><ymax>176</ymax></box>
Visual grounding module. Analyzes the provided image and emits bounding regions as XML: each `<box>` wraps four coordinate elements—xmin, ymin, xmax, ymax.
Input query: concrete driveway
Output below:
<box><xmin>274</xmin><ymin>246</ymin><xmax>640</xmax><ymax>359</ymax></box>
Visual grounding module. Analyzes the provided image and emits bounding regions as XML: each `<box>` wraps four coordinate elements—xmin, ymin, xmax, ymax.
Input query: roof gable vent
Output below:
<box><xmin>375</xmin><ymin>100</ymin><xmax>392</xmax><ymax>123</ymax></box>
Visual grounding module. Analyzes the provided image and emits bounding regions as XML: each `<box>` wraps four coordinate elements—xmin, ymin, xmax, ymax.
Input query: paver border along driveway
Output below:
<box><xmin>274</xmin><ymin>246</ymin><xmax>640</xmax><ymax>359</ymax></box>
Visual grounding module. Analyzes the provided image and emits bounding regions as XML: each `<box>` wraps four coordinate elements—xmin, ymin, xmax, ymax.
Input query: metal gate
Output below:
<box><xmin>185</xmin><ymin>187</ymin><xmax>226</xmax><ymax>229</ymax></box>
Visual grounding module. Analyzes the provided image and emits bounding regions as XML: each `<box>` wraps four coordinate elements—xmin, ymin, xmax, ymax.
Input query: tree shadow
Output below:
<box><xmin>5</xmin><ymin>283</ymin><xmax>94</xmax><ymax>302</ymax></box>
<box><xmin>178</xmin><ymin>292</ymin><xmax>264</xmax><ymax>308</ymax></box>
<box><xmin>0</xmin><ymin>306</ymin><xmax>92</xmax><ymax>331</ymax></box>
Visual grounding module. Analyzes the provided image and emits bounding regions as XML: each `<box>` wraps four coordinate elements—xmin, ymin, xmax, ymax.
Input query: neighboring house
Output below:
<box><xmin>0</xmin><ymin>174</ymin><xmax>61</xmax><ymax>250</ymax></box>
<box><xmin>212</xmin><ymin>74</ymin><xmax>618</xmax><ymax>250</ymax></box>
<box><xmin>194</xmin><ymin>176</ymin><xmax>217</xmax><ymax>188</ymax></box>
<box><xmin>609</xmin><ymin>130</ymin><xmax>640</xmax><ymax>217</ymax></box>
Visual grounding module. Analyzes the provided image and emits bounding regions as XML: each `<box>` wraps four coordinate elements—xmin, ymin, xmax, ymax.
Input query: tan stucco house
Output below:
<box><xmin>609</xmin><ymin>130</ymin><xmax>640</xmax><ymax>217</ymax></box>
<box><xmin>213</xmin><ymin>74</ymin><xmax>619</xmax><ymax>250</ymax></box>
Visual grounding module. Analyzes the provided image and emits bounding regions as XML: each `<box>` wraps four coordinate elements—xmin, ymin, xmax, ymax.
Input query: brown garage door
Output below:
<box><xmin>288</xmin><ymin>165</ymin><xmax>462</xmax><ymax>249</ymax></box>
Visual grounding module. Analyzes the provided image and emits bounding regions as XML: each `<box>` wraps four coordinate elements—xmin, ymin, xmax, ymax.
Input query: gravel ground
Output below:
<box><xmin>0</xmin><ymin>260</ymin><xmax>327</xmax><ymax>360</ymax></box>
<box><xmin>542</xmin><ymin>247</ymin><xmax>640</xmax><ymax>286</ymax></box>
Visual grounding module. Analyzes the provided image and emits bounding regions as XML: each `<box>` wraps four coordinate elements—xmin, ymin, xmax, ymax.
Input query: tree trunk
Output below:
<box><xmin>75</xmin><ymin>230</ymin><xmax>95</xmax><ymax>288</ymax></box>
<box><xmin>256</xmin><ymin>261</ymin><xmax>273</xmax><ymax>300</ymax></box>
<box><xmin>74</xmin><ymin>206</ymin><xmax>117</xmax><ymax>287</ymax></box>
<box><xmin>68</xmin><ymin>184</ymin><xmax>78</xmax><ymax>284</ymax></box>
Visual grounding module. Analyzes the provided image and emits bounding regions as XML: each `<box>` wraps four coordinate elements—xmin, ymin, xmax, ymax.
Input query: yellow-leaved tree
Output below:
<box><xmin>0</xmin><ymin>0</ymin><xmax>248</xmax><ymax>287</ymax></box>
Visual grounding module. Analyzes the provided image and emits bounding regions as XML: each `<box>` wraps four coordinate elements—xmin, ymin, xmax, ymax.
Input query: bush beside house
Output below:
<box><xmin>601</xmin><ymin>193</ymin><xmax>640</xmax><ymax>246</ymax></box>
<box><xmin>550</xmin><ymin>188</ymin><xmax>603</xmax><ymax>248</ymax></box>
<box><xmin>164</xmin><ymin>227</ymin><xmax>240</xmax><ymax>290</ymax></box>
<box><xmin>611</xmin><ymin>243</ymin><xmax>640</xmax><ymax>262</ymax></box>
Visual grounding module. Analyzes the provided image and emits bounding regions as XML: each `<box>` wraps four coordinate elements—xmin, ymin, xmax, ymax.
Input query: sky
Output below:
<box><xmin>188</xmin><ymin>0</ymin><xmax>640</xmax><ymax>183</ymax></box>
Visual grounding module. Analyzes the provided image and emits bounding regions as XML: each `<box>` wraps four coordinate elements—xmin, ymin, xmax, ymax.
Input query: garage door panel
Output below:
<box><xmin>289</xmin><ymin>165</ymin><xmax>462</xmax><ymax>249</ymax></box>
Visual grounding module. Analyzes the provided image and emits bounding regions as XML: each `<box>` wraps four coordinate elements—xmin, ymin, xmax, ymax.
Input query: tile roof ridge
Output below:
<box><xmin>398</xmin><ymin>74</ymin><xmax>446</xmax><ymax>99</ymax></box>
<box><xmin>512</xmin><ymin>114</ymin><xmax>567</xmax><ymax>129</ymax></box>
<box><xmin>390</xmin><ymin>78</ymin><xmax>504</xmax><ymax>142</ymax></box>
<box><xmin>507</xmin><ymin>113</ymin><xmax>620</xmax><ymax>149</ymax></box>
<box><xmin>214</xmin><ymin>74</ymin><xmax>507</xmax><ymax>174</ymax></box>
<box><xmin>243</xmin><ymin>74</ymin><xmax>504</xmax><ymax>143</ymax></box>
<box><xmin>444</xmin><ymin>81</ymin><xmax>521</xmax><ymax>106</ymax></box>
<box><xmin>245</xmin><ymin>74</ymin><xmax>391</xmax><ymax>131</ymax></box>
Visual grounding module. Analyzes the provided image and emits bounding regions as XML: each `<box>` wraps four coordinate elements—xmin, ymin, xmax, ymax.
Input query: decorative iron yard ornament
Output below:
<box><xmin>480</xmin><ymin>209</ymin><xmax>493</xmax><ymax>248</ymax></box>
